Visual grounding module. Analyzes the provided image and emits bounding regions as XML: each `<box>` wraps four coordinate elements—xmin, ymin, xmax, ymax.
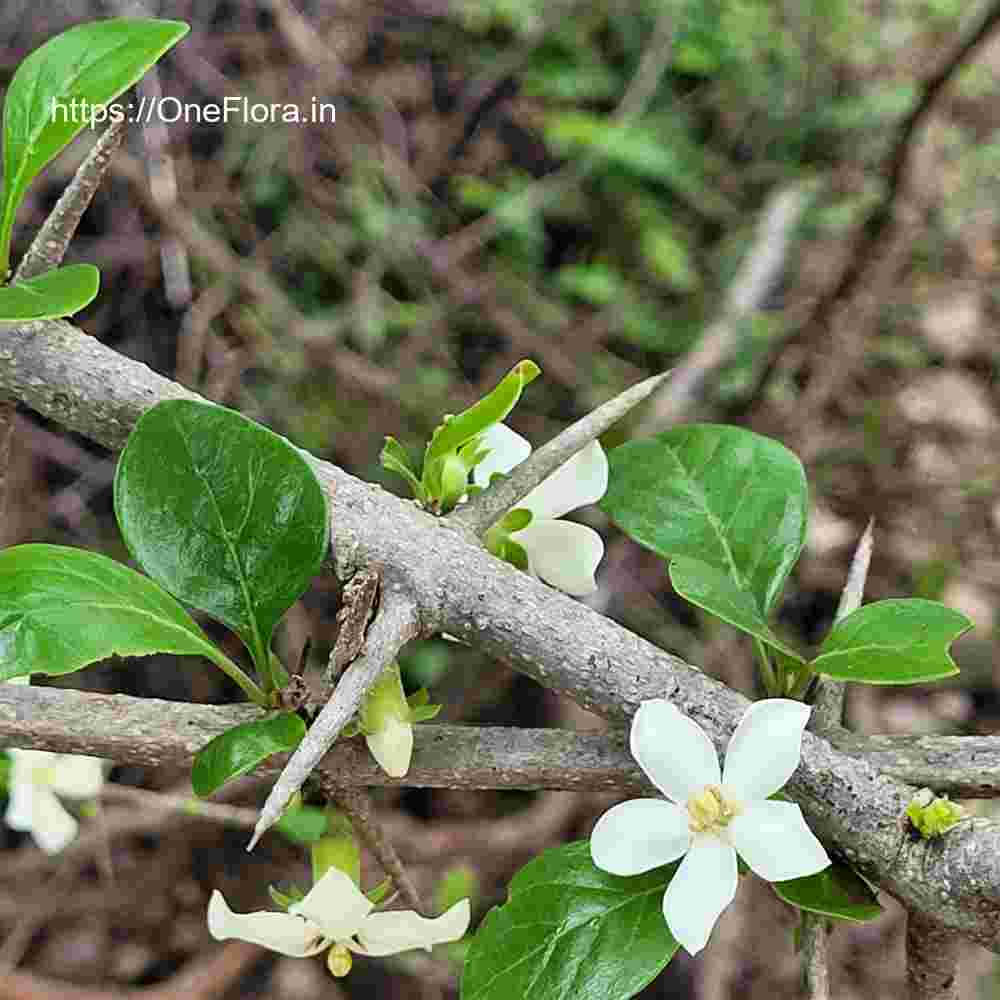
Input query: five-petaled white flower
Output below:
<box><xmin>208</xmin><ymin>866</ymin><xmax>471</xmax><ymax>977</ymax></box>
<box><xmin>5</xmin><ymin>748</ymin><xmax>106</xmax><ymax>854</ymax></box>
<box><xmin>474</xmin><ymin>423</ymin><xmax>608</xmax><ymax>596</ymax></box>
<box><xmin>590</xmin><ymin>698</ymin><xmax>829</xmax><ymax>955</ymax></box>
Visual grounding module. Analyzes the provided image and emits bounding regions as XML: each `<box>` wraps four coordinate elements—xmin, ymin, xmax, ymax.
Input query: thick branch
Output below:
<box><xmin>3</xmin><ymin>319</ymin><xmax>1000</xmax><ymax>947</ymax></box>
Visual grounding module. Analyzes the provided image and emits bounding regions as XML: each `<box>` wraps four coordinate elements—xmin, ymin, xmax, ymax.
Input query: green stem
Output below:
<box><xmin>754</xmin><ymin>638</ymin><xmax>780</xmax><ymax>697</ymax></box>
<box><xmin>206</xmin><ymin>647</ymin><xmax>270</xmax><ymax>706</ymax></box>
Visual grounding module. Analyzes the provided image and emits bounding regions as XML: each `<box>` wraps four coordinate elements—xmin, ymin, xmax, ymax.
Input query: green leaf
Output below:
<box><xmin>602</xmin><ymin>425</ymin><xmax>809</xmax><ymax>615</ymax></box>
<box><xmin>268</xmin><ymin>883</ymin><xmax>306</xmax><ymax>910</ymax></box>
<box><xmin>191</xmin><ymin>713</ymin><xmax>306</xmax><ymax>797</ymax></box>
<box><xmin>381</xmin><ymin>436</ymin><xmax>424</xmax><ymax>499</ymax></box>
<box><xmin>0</xmin><ymin>18</ymin><xmax>190</xmax><ymax>275</ymax></box>
<box><xmin>669</xmin><ymin>556</ymin><xmax>804</xmax><ymax>662</ymax></box>
<box><xmin>462</xmin><ymin>841</ymin><xmax>678</xmax><ymax>1000</ymax></box>
<box><xmin>424</xmin><ymin>360</ymin><xmax>540</xmax><ymax>468</ymax></box>
<box><xmin>0</xmin><ymin>543</ymin><xmax>230</xmax><ymax>682</ymax></box>
<box><xmin>0</xmin><ymin>264</ymin><xmax>99</xmax><ymax>320</ymax></box>
<box><xmin>811</xmin><ymin>599</ymin><xmax>971</xmax><ymax>685</ymax></box>
<box><xmin>774</xmin><ymin>863</ymin><xmax>883</xmax><ymax>922</ymax></box>
<box><xmin>114</xmin><ymin>399</ymin><xmax>330</xmax><ymax>678</ymax></box>
<box><xmin>274</xmin><ymin>805</ymin><xmax>329</xmax><ymax>843</ymax></box>
<box><xmin>409</xmin><ymin>703</ymin><xmax>442</xmax><ymax>723</ymax></box>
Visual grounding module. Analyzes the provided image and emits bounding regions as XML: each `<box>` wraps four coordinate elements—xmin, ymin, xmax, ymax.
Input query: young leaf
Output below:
<box><xmin>380</xmin><ymin>436</ymin><xmax>424</xmax><ymax>499</ymax></box>
<box><xmin>810</xmin><ymin>599</ymin><xmax>971</xmax><ymax>685</ymax></box>
<box><xmin>669</xmin><ymin>556</ymin><xmax>804</xmax><ymax>663</ymax></box>
<box><xmin>0</xmin><ymin>18</ymin><xmax>190</xmax><ymax>275</ymax></box>
<box><xmin>0</xmin><ymin>264</ymin><xmax>99</xmax><ymax>320</ymax></box>
<box><xmin>114</xmin><ymin>400</ymin><xmax>330</xmax><ymax>678</ymax></box>
<box><xmin>191</xmin><ymin>712</ymin><xmax>306</xmax><ymax>797</ymax></box>
<box><xmin>424</xmin><ymin>360</ymin><xmax>540</xmax><ymax>468</ymax></box>
<box><xmin>602</xmin><ymin>425</ymin><xmax>808</xmax><ymax>614</ymax></box>
<box><xmin>773</xmin><ymin>862</ymin><xmax>882</xmax><ymax>922</ymax></box>
<box><xmin>462</xmin><ymin>841</ymin><xmax>678</xmax><ymax>1000</ymax></box>
<box><xmin>0</xmin><ymin>543</ymin><xmax>232</xmax><ymax>682</ymax></box>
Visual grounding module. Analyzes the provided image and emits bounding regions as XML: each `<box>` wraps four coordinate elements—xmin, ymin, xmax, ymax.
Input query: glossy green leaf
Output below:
<box><xmin>669</xmin><ymin>556</ymin><xmax>804</xmax><ymax>662</ymax></box>
<box><xmin>0</xmin><ymin>264</ymin><xmax>99</xmax><ymax>320</ymax></box>
<box><xmin>424</xmin><ymin>359</ymin><xmax>540</xmax><ymax>468</ymax></box>
<box><xmin>602</xmin><ymin>425</ymin><xmax>809</xmax><ymax>614</ymax></box>
<box><xmin>0</xmin><ymin>543</ymin><xmax>227</xmax><ymax>682</ymax></box>
<box><xmin>191</xmin><ymin>712</ymin><xmax>306</xmax><ymax>797</ymax></box>
<box><xmin>462</xmin><ymin>841</ymin><xmax>678</xmax><ymax>1000</ymax></box>
<box><xmin>774</xmin><ymin>862</ymin><xmax>883</xmax><ymax>922</ymax></box>
<box><xmin>811</xmin><ymin>599</ymin><xmax>971</xmax><ymax>685</ymax></box>
<box><xmin>114</xmin><ymin>400</ymin><xmax>330</xmax><ymax>677</ymax></box>
<box><xmin>0</xmin><ymin>18</ymin><xmax>189</xmax><ymax>275</ymax></box>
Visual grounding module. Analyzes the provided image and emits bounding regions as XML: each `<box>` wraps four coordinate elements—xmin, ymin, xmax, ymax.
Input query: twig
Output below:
<box><xmin>906</xmin><ymin>911</ymin><xmax>960</xmax><ymax>1000</ymax></box>
<box><xmin>249</xmin><ymin>587</ymin><xmax>420</xmax><ymax>849</ymax></box>
<box><xmin>810</xmin><ymin>519</ymin><xmax>874</xmax><ymax>733</ymax></box>
<box><xmin>749</xmin><ymin>0</ymin><xmax>1000</xmax><ymax>405</ymax></box>
<box><xmin>99</xmin><ymin>783</ymin><xmax>258</xmax><ymax>829</ymax></box>
<box><xmin>634</xmin><ymin>186</ymin><xmax>807</xmax><ymax>435</ymax></box>
<box><xmin>451</xmin><ymin>371</ymin><xmax>670</xmax><ymax>534</ymax></box>
<box><xmin>14</xmin><ymin>121</ymin><xmax>126</xmax><ymax>283</ymax></box>
<box><xmin>328</xmin><ymin>785</ymin><xmax>425</xmax><ymax>914</ymax></box>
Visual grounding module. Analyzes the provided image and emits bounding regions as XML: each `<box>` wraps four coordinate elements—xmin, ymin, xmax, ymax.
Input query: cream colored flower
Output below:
<box><xmin>474</xmin><ymin>423</ymin><xmax>608</xmax><ymax>596</ymax></box>
<box><xmin>591</xmin><ymin>698</ymin><xmax>829</xmax><ymax>955</ymax></box>
<box><xmin>208</xmin><ymin>867</ymin><xmax>470</xmax><ymax>977</ymax></box>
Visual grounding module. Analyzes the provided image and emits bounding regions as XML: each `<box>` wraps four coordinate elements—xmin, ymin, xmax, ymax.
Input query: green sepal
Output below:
<box><xmin>498</xmin><ymin>508</ymin><xmax>532</xmax><ymax>533</ymax></box>
<box><xmin>381</xmin><ymin>436</ymin><xmax>425</xmax><ymax>500</ymax></box>
<box><xmin>409</xmin><ymin>703</ymin><xmax>442</xmax><ymax>723</ymax></box>
<box><xmin>269</xmin><ymin>883</ymin><xmax>307</xmax><ymax>910</ymax></box>
<box><xmin>366</xmin><ymin>877</ymin><xmax>393</xmax><ymax>905</ymax></box>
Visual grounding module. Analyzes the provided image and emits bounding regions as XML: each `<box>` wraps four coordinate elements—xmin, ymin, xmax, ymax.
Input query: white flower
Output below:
<box><xmin>5</xmin><ymin>748</ymin><xmax>106</xmax><ymax>854</ymax></box>
<box><xmin>366</xmin><ymin>713</ymin><xmax>413</xmax><ymax>779</ymax></box>
<box><xmin>208</xmin><ymin>866</ymin><xmax>471</xmax><ymax>977</ymax></box>
<box><xmin>590</xmin><ymin>698</ymin><xmax>829</xmax><ymax>956</ymax></box>
<box><xmin>474</xmin><ymin>423</ymin><xmax>608</xmax><ymax>596</ymax></box>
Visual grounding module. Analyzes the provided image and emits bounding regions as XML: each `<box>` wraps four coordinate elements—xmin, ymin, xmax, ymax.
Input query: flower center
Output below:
<box><xmin>326</xmin><ymin>942</ymin><xmax>352</xmax><ymax>978</ymax></box>
<box><xmin>686</xmin><ymin>785</ymin><xmax>740</xmax><ymax>834</ymax></box>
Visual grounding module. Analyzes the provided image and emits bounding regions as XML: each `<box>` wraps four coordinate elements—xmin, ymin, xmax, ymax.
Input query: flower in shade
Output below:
<box><xmin>208</xmin><ymin>866</ymin><xmax>470</xmax><ymax>977</ymax></box>
<box><xmin>5</xmin><ymin>748</ymin><xmax>106</xmax><ymax>854</ymax></box>
<box><xmin>590</xmin><ymin>698</ymin><xmax>829</xmax><ymax>955</ymax></box>
<box><xmin>474</xmin><ymin>423</ymin><xmax>608</xmax><ymax>596</ymax></box>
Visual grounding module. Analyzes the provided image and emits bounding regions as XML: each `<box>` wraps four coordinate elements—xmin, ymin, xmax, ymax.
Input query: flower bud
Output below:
<box><xmin>361</xmin><ymin>664</ymin><xmax>414</xmax><ymax>778</ymax></box>
<box><xmin>326</xmin><ymin>943</ymin><xmax>353</xmax><ymax>978</ymax></box>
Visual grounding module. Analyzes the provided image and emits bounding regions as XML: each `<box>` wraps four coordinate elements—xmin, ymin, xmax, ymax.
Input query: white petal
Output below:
<box><xmin>722</xmin><ymin>699</ymin><xmax>811</xmax><ymax>802</ymax></box>
<box><xmin>366</xmin><ymin>715</ymin><xmax>413</xmax><ymax>778</ymax></box>
<box><xmin>208</xmin><ymin>890</ymin><xmax>325</xmax><ymax>957</ymax></box>
<box><xmin>4</xmin><ymin>774</ymin><xmax>36</xmax><ymax>833</ymax></box>
<box><xmin>354</xmin><ymin>899</ymin><xmax>471</xmax><ymax>957</ymax></box>
<box><xmin>630</xmin><ymin>700</ymin><xmax>720</xmax><ymax>803</ymax></box>
<box><xmin>25</xmin><ymin>787</ymin><xmax>79</xmax><ymax>854</ymax></box>
<box><xmin>292</xmin><ymin>866</ymin><xmax>373</xmax><ymax>943</ymax></box>
<box><xmin>512</xmin><ymin>520</ymin><xmax>604</xmax><ymax>596</ymax></box>
<box><xmin>49</xmin><ymin>755</ymin><xmax>106</xmax><ymax>800</ymax></box>
<box><xmin>590</xmin><ymin>799</ymin><xmax>691</xmax><ymax>875</ymax></box>
<box><xmin>473</xmin><ymin>424</ymin><xmax>532</xmax><ymax>487</ymax></box>
<box><xmin>519</xmin><ymin>441</ymin><xmax>609</xmax><ymax>521</ymax></box>
<box><xmin>662</xmin><ymin>835</ymin><xmax>737</xmax><ymax>955</ymax></box>
<box><xmin>728</xmin><ymin>801</ymin><xmax>830</xmax><ymax>882</ymax></box>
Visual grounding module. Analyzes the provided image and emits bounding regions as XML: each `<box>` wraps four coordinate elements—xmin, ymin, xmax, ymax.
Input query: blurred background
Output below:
<box><xmin>2</xmin><ymin>0</ymin><xmax>1000</xmax><ymax>996</ymax></box>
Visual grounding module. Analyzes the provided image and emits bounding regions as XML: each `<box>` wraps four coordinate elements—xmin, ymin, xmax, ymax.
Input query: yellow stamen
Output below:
<box><xmin>686</xmin><ymin>785</ymin><xmax>739</xmax><ymax>834</ymax></box>
<box><xmin>326</xmin><ymin>943</ymin><xmax>352</xmax><ymax>978</ymax></box>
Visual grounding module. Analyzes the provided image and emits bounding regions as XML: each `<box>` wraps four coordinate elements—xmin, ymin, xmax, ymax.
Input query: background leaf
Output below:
<box><xmin>0</xmin><ymin>264</ymin><xmax>99</xmax><ymax>320</ymax></box>
<box><xmin>811</xmin><ymin>598</ymin><xmax>971</xmax><ymax>685</ymax></box>
<box><xmin>774</xmin><ymin>862</ymin><xmax>883</xmax><ymax>922</ymax></box>
<box><xmin>0</xmin><ymin>544</ymin><xmax>225</xmax><ymax>681</ymax></box>
<box><xmin>0</xmin><ymin>18</ymin><xmax>189</xmax><ymax>274</ymax></box>
<box><xmin>462</xmin><ymin>841</ymin><xmax>678</xmax><ymax>1000</ymax></box>
<box><xmin>602</xmin><ymin>425</ymin><xmax>809</xmax><ymax>617</ymax></box>
<box><xmin>114</xmin><ymin>400</ymin><xmax>330</xmax><ymax>676</ymax></box>
<box><xmin>191</xmin><ymin>712</ymin><xmax>306</xmax><ymax>797</ymax></box>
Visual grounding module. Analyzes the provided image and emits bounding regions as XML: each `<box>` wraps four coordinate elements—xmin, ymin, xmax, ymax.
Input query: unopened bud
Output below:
<box><xmin>326</xmin><ymin>943</ymin><xmax>352</xmax><ymax>978</ymax></box>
